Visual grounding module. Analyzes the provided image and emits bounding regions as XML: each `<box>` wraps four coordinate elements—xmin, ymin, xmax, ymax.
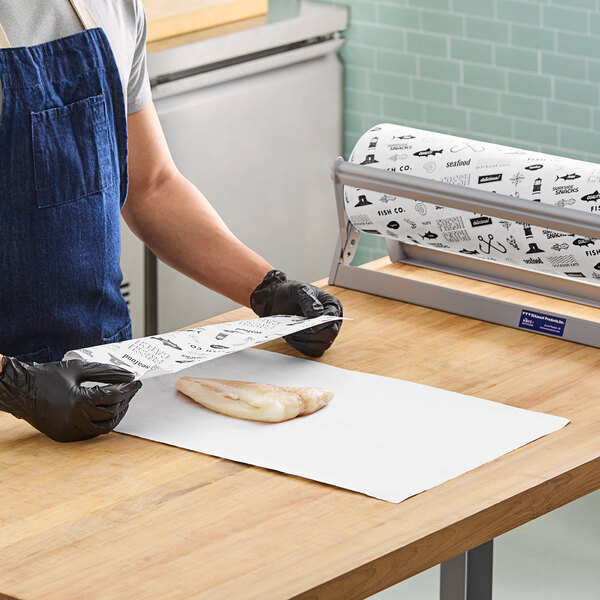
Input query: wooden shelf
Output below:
<box><xmin>143</xmin><ymin>0</ymin><xmax>269</xmax><ymax>43</ymax></box>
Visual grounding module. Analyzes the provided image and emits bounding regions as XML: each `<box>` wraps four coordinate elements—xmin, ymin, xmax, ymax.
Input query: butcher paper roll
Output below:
<box><xmin>346</xmin><ymin>124</ymin><xmax>600</xmax><ymax>281</ymax></box>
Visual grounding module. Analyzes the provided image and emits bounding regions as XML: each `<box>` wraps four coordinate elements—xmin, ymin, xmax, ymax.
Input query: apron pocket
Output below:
<box><xmin>102</xmin><ymin>319</ymin><xmax>133</xmax><ymax>344</ymax></box>
<box><xmin>31</xmin><ymin>94</ymin><xmax>113</xmax><ymax>208</ymax></box>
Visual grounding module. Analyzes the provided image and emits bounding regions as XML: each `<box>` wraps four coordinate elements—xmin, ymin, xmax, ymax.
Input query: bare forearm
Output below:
<box><xmin>123</xmin><ymin>171</ymin><xmax>272</xmax><ymax>307</ymax></box>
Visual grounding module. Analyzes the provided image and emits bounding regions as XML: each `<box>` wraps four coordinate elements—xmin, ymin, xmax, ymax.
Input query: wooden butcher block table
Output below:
<box><xmin>2</xmin><ymin>259</ymin><xmax>600</xmax><ymax>600</ymax></box>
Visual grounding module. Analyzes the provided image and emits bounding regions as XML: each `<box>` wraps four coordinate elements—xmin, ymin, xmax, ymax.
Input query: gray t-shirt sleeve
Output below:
<box><xmin>127</xmin><ymin>0</ymin><xmax>151</xmax><ymax>114</ymax></box>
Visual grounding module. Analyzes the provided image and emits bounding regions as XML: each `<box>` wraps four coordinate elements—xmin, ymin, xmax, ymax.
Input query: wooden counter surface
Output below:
<box><xmin>2</xmin><ymin>260</ymin><xmax>600</xmax><ymax>600</ymax></box>
<box><xmin>143</xmin><ymin>0</ymin><xmax>269</xmax><ymax>44</ymax></box>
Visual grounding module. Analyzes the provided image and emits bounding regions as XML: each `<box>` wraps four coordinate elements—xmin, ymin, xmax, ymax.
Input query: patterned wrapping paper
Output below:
<box><xmin>346</xmin><ymin>124</ymin><xmax>600</xmax><ymax>281</ymax></box>
<box><xmin>64</xmin><ymin>314</ymin><xmax>343</xmax><ymax>379</ymax></box>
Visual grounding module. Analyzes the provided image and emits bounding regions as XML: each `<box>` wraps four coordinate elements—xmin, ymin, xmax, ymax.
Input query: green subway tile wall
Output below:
<box><xmin>316</xmin><ymin>0</ymin><xmax>600</xmax><ymax>265</ymax></box>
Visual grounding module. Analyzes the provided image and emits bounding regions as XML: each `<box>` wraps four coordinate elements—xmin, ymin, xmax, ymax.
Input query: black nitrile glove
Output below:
<box><xmin>0</xmin><ymin>357</ymin><xmax>142</xmax><ymax>443</ymax></box>
<box><xmin>250</xmin><ymin>269</ymin><xmax>343</xmax><ymax>357</ymax></box>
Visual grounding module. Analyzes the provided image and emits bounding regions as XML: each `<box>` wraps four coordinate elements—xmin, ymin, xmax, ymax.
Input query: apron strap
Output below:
<box><xmin>68</xmin><ymin>0</ymin><xmax>99</xmax><ymax>30</ymax></box>
<box><xmin>0</xmin><ymin>22</ymin><xmax>10</xmax><ymax>49</ymax></box>
<box><xmin>0</xmin><ymin>1</ymin><xmax>97</xmax><ymax>50</ymax></box>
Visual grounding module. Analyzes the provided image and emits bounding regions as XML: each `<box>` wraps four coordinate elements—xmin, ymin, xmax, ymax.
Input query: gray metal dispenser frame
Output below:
<box><xmin>328</xmin><ymin>157</ymin><xmax>600</xmax><ymax>598</ymax></box>
<box><xmin>328</xmin><ymin>157</ymin><xmax>600</xmax><ymax>348</ymax></box>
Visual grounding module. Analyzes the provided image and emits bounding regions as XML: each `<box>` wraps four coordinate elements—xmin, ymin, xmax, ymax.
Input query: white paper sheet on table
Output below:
<box><xmin>115</xmin><ymin>348</ymin><xmax>569</xmax><ymax>503</ymax></box>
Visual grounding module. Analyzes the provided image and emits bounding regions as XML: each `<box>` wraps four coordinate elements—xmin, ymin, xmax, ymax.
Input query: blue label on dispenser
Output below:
<box><xmin>519</xmin><ymin>310</ymin><xmax>566</xmax><ymax>337</ymax></box>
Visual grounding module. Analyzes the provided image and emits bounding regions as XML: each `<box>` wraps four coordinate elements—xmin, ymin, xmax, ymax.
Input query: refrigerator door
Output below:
<box><xmin>153</xmin><ymin>39</ymin><xmax>344</xmax><ymax>332</ymax></box>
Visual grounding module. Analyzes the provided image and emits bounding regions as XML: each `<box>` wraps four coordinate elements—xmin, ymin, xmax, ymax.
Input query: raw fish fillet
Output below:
<box><xmin>174</xmin><ymin>376</ymin><xmax>334</xmax><ymax>422</ymax></box>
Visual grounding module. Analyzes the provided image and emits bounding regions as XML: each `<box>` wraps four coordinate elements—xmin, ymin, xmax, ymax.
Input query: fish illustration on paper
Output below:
<box><xmin>151</xmin><ymin>336</ymin><xmax>183</xmax><ymax>351</ymax></box>
<box><xmin>459</xmin><ymin>249</ymin><xmax>479</xmax><ymax>255</ymax></box>
<box><xmin>555</xmin><ymin>173</ymin><xmax>580</xmax><ymax>181</ymax></box>
<box><xmin>525</xmin><ymin>164</ymin><xmax>544</xmax><ymax>171</ymax></box>
<box><xmin>581</xmin><ymin>191</ymin><xmax>600</xmax><ymax>202</ymax></box>
<box><xmin>393</xmin><ymin>134</ymin><xmax>415</xmax><ymax>140</ymax></box>
<box><xmin>556</xmin><ymin>198</ymin><xmax>576</xmax><ymax>207</ymax></box>
<box><xmin>420</xmin><ymin>231</ymin><xmax>438</xmax><ymax>240</ymax></box>
<box><xmin>413</xmin><ymin>148</ymin><xmax>443</xmax><ymax>157</ymax></box>
<box><xmin>387</xmin><ymin>221</ymin><xmax>400</xmax><ymax>230</ymax></box>
<box><xmin>572</xmin><ymin>238</ymin><xmax>595</xmax><ymax>247</ymax></box>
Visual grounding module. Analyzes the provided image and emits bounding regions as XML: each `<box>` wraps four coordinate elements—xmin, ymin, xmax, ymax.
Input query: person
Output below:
<box><xmin>0</xmin><ymin>0</ymin><xmax>342</xmax><ymax>443</ymax></box>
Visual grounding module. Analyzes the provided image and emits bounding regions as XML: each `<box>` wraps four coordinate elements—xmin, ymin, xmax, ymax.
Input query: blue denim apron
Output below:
<box><xmin>0</xmin><ymin>24</ymin><xmax>131</xmax><ymax>363</ymax></box>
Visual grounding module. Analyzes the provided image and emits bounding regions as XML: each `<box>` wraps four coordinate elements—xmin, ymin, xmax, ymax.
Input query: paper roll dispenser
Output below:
<box><xmin>328</xmin><ymin>124</ymin><xmax>600</xmax><ymax>348</ymax></box>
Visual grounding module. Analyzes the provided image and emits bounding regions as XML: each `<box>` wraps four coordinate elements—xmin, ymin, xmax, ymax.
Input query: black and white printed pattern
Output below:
<box><xmin>347</xmin><ymin>124</ymin><xmax>600</xmax><ymax>280</ymax></box>
<box><xmin>64</xmin><ymin>315</ymin><xmax>343</xmax><ymax>379</ymax></box>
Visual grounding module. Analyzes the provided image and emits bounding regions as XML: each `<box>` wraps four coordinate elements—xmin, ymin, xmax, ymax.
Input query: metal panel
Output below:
<box><xmin>332</xmin><ymin>263</ymin><xmax>600</xmax><ymax>347</ymax></box>
<box><xmin>151</xmin><ymin>38</ymin><xmax>344</xmax><ymax>98</ymax></box>
<box><xmin>155</xmin><ymin>50</ymin><xmax>343</xmax><ymax>332</ymax></box>
<box><xmin>440</xmin><ymin>541</ymin><xmax>494</xmax><ymax>600</ymax></box>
